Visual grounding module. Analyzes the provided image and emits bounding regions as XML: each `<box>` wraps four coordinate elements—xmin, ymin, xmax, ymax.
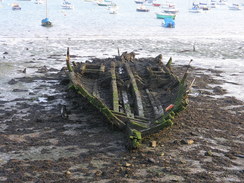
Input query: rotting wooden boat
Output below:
<box><xmin>65</xmin><ymin>48</ymin><xmax>193</xmax><ymax>149</ymax></box>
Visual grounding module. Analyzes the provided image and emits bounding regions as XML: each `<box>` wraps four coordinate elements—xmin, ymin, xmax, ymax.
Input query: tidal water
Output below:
<box><xmin>0</xmin><ymin>0</ymin><xmax>244</xmax><ymax>101</ymax></box>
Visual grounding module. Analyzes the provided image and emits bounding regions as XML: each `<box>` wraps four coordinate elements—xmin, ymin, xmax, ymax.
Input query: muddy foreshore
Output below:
<box><xmin>0</xmin><ymin>58</ymin><xmax>244</xmax><ymax>183</ymax></box>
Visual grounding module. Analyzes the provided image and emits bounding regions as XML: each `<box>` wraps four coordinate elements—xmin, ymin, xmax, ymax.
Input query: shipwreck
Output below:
<box><xmin>65</xmin><ymin>48</ymin><xmax>192</xmax><ymax>149</ymax></box>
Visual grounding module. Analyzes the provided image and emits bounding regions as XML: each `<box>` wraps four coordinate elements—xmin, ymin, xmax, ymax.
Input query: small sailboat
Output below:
<box><xmin>228</xmin><ymin>3</ymin><xmax>241</xmax><ymax>10</ymax></box>
<box><xmin>61</xmin><ymin>0</ymin><xmax>73</xmax><ymax>9</ymax></box>
<box><xmin>189</xmin><ymin>3</ymin><xmax>203</xmax><ymax>13</ymax></box>
<box><xmin>134</xmin><ymin>0</ymin><xmax>145</xmax><ymax>4</ymax></box>
<box><xmin>109</xmin><ymin>4</ymin><xmax>118</xmax><ymax>14</ymax></box>
<box><xmin>41</xmin><ymin>0</ymin><xmax>52</xmax><ymax>27</ymax></box>
<box><xmin>136</xmin><ymin>5</ymin><xmax>150</xmax><ymax>12</ymax></box>
<box><xmin>216</xmin><ymin>0</ymin><xmax>227</xmax><ymax>5</ymax></box>
<box><xmin>162</xmin><ymin>17</ymin><xmax>175</xmax><ymax>28</ymax></box>
<box><xmin>34</xmin><ymin>0</ymin><xmax>44</xmax><ymax>4</ymax></box>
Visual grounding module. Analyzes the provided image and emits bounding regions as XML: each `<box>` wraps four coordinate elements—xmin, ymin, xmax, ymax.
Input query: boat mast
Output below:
<box><xmin>46</xmin><ymin>0</ymin><xmax>48</xmax><ymax>18</ymax></box>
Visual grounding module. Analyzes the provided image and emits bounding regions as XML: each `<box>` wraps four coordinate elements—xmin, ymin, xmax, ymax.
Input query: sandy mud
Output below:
<box><xmin>0</xmin><ymin>60</ymin><xmax>243</xmax><ymax>182</ymax></box>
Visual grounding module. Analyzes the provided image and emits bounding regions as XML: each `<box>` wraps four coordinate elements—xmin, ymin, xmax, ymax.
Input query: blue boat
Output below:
<box><xmin>41</xmin><ymin>0</ymin><xmax>52</xmax><ymax>27</ymax></box>
<box><xmin>41</xmin><ymin>18</ymin><xmax>52</xmax><ymax>27</ymax></box>
<box><xmin>162</xmin><ymin>18</ymin><xmax>175</xmax><ymax>28</ymax></box>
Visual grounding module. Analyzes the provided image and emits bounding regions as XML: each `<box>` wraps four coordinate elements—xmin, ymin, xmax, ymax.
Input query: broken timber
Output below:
<box><xmin>66</xmin><ymin>48</ymin><xmax>191</xmax><ymax>149</ymax></box>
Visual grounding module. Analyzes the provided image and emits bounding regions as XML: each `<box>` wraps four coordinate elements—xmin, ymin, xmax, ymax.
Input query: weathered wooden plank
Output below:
<box><xmin>121</xmin><ymin>90</ymin><xmax>134</xmax><ymax>118</ymax></box>
<box><xmin>92</xmin><ymin>81</ymin><xmax>100</xmax><ymax>98</ymax></box>
<box><xmin>145</xmin><ymin>89</ymin><xmax>164</xmax><ymax>118</ymax></box>
<box><xmin>110</xmin><ymin>62</ymin><xmax>120</xmax><ymax>112</ymax></box>
<box><xmin>124</xmin><ymin>63</ymin><xmax>144</xmax><ymax>117</ymax></box>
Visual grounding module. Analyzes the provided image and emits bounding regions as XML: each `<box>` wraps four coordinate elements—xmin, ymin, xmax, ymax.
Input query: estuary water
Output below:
<box><xmin>0</xmin><ymin>0</ymin><xmax>244</xmax><ymax>101</ymax></box>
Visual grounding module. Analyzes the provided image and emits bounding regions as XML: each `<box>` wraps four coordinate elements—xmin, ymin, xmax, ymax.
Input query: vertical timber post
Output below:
<box><xmin>66</xmin><ymin>47</ymin><xmax>73</xmax><ymax>72</ymax></box>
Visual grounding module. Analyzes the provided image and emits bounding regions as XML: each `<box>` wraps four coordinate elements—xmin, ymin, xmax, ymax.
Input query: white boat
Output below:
<box><xmin>34</xmin><ymin>0</ymin><xmax>44</xmax><ymax>4</ymax></box>
<box><xmin>12</xmin><ymin>3</ymin><xmax>21</xmax><ymax>10</ymax></box>
<box><xmin>163</xmin><ymin>7</ymin><xmax>179</xmax><ymax>14</ymax></box>
<box><xmin>61</xmin><ymin>0</ymin><xmax>73</xmax><ymax>9</ymax></box>
<box><xmin>136</xmin><ymin>5</ymin><xmax>150</xmax><ymax>12</ymax></box>
<box><xmin>209</xmin><ymin>2</ymin><xmax>216</xmax><ymax>8</ymax></box>
<box><xmin>134</xmin><ymin>0</ymin><xmax>145</xmax><ymax>4</ymax></box>
<box><xmin>109</xmin><ymin>5</ymin><xmax>118</xmax><ymax>14</ymax></box>
<box><xmin>161</xmin><ymin>3</ymin><xmax>179</xmax><ymax>14</ymax></box>
<box><xmin>189</xmin><ymin>3</ymin><xmax>203</xmax><ymax>13</ymax></box>
<box><xmin>97</xmin><ymin>0</ymin><xmax>112</xmax><ymax>6</ymax></box>
<box><xmin>228</xmin><ymin>3</ymin><xmax>241</xmax><ymax>10</ymax></box>
<box><xmin>216</xmin><ymin>0</ymin><xmax>227</xmax><ymax>5</ymax></box>
<box><xmin>199</xmin><ymin>2</ymin><xmax>210</xmax><ymax>10</ymax></box>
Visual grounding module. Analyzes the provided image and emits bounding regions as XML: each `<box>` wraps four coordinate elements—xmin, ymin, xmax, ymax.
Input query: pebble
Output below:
<box><xmin>148</xmin><ymin>158</ymin><xmax>156</xmax><ymax>163</ymax></box>
<box><xmin>160</xmin><ymin>152</ymin><xmax>165</xmax><ymax>156</ymax></box>
<box><xmin>125</xmin><ymin>162</ymin><xmax>131</xmax><ymax>167</ymax></box>
<box><xmin>150</xmin><ymin>141</ymin><xmax>157</xmax><ymax>148</ymax></box>
<box><xmin>95</xmin><ymin>170</ymin><xmax>103</xmax><ymax>176</ymax></box>
<box><xmin>8</xmin><ymin>79</ymin><xmax>18</xmax><ymax>85</ymax></box>
<box><xmin>65</xmin><ymin>171</ymin><xmax>71</xmax><ymax>176</ymax></box>
<box><xmin>180</xmin><ymin>139</ymin><xmax>194</xmax><ymax>145</ymax></box>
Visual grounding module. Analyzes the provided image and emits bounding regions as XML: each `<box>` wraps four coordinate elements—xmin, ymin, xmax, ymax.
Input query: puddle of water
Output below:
<box><xmin>0</xmin><ymin>146</ymin><xmax>89</xmax><ymax>164</ymax></box>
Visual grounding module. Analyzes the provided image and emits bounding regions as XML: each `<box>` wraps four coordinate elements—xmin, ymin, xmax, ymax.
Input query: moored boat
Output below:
<box><xmin>153</xmin><ymin>3</ymin><xmax>161</xmax><ymax>7</ymax></box>
<box><xmin>109</xmin><ymin>4</ymin><xmax>118</xmax><ymax>14</ymax></box>
<box><xmin>41</xmin><ymin>17</ymin><xmax>52</xmax><ymax>27</ymax></box>
<box><xmin>156</xmin><ymin>12</ymin><xmax>176</xmax><ymax>19</ymax></box>
<box><xmin>34</xmin><ymin>0</ymin><xmax>44</xmax><ymax>4</ymax></box>
<box><xmin>162</xmin><ymin>17</ymin><xmax>175</xmax><ymax>28</ymax></box>
<box><xmin>216</xmin><ymin>0</ymin><xmax>227</xmax><ymax>5</ymax></box>
<box><xmin>228</xmin><ymin>3</ymin><xmax>241</xmax><ymax>10</ymax></box>
<box><xmin>136</xmin><ymin>5</ymin><xmax>150</xmax><ymax>12</ymax></box>
<box><xmin>199</xmin><ymin>2</ymin><xmax>210</xmax><ymax>10</ymax></box>
<box><xmin>61</xmin><ymin>0</ymin><xmax>73</xmax><ymax>9</ymax></box>
<box><xmin>134</xmin><ymin>0</ymin><xmax>145</xmax><ymax>4</ymax></box>
<box><xmin>161</xmin><ymin>3</ymin><xmax>179</xmax><ymax>14</ymax></box>
<box><xmin>41</xmin><ymin>0</ymin><xmax>52</xmax><ymax>27</ymax></box>
<box><xmin>189</xmin><ymin>3</ymin><xmax>203</xmax><ymax>13</ymax></box>
<box><xmin>12</xmin><ymin>3</ymin><xmax>21</xmax><ymax>10</ymax></box>
<box><xmin>97</xmin><ymin>0</ymin><xmax>112</xmax><ymax>6</ymax></box>
<box><xmin>163</xmin><ymin>8</ymin><xmax>179</xmax><ymax>14</ymax></box>
<box><xmin>65</xmin><ymin>48</ymin><xmax>191</xmax><ymax>148</ymax></box>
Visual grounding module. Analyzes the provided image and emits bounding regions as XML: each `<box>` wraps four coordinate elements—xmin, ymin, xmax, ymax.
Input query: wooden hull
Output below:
<box><xmin>66</xmin><ymin>49</ymin><xmax>190</xmax><ymax>149</ymax></box>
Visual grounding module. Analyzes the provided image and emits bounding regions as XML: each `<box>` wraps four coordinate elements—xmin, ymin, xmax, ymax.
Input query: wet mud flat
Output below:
<box><xmin>0</xmin><ymin>61</ymin><xmax>244</xmax><ymax>183</ymax></box>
